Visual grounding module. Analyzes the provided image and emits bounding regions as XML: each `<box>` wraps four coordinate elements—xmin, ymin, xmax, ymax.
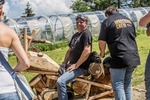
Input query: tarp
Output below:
<box><xmin>59</xmin><ymin>16</ymin><xmax>74</xmax><ymax>41</ymax></box>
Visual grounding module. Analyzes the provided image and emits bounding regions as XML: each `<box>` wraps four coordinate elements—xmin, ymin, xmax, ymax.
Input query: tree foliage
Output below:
<box><xmin>133</xmin><ymin>0</ymin><xmax>150</xmax><ymax>7</ymax></box>
<box><xmin>22</xmin><ymin>2</ymin><xmax>35</xmax><ymax>17</ymax></box>
<box><xmin>70</xmin><ymin>0</ymin><xmax>150</xmax><ymax>12</ymax></box>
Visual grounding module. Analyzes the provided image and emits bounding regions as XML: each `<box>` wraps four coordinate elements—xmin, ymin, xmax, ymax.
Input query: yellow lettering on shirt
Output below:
<box><xmin>114</xmin><ymin>19</ymin><xmax>131</xmax><ymax>29</ymax></box>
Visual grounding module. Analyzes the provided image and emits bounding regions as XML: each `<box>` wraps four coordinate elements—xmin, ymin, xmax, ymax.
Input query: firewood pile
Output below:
<box><xmin>26</xmin><ymin>50</ymin><xmax>114</xmax><ymax>100</ymax></box>
<box><xmin>22</xmin><ymin>27</ymin><xmax>114</xmax><ymax>100</ymax></box>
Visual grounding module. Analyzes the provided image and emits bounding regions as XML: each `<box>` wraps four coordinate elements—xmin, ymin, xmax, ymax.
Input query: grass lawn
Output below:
<box><xmin>8</xmin><ymin>33</ymin><xmax>150</xmax><ymax>86</ymax></box>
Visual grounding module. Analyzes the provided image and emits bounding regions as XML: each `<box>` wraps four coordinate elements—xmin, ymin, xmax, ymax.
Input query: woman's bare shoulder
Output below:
<box><xmin>0</xmin><ymin>22</ymin><xmax>16</xmax><ymax>35</ymax></box>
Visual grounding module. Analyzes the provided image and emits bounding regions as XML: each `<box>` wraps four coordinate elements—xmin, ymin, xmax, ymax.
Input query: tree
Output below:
<box><xmin>70</xmin><ymin>0</ymin><xmax>150</xmax><ymax>13</ymax></box>
<box><xmin>70</xmin><ymin>0</ymin><xmax>118</xmax><ymax>12</ymax></box>
<box><xmin>22</xmin><ymin>2</ymin><xmax>35</xmax><ymax>17</ymax></box>
<box><xmin>70</xmin><ymin>0</ymin><xmax>91</xmax><ymax>12</ymax></box>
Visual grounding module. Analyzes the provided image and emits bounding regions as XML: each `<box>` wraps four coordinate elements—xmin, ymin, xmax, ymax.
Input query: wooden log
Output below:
<box><xmin>29</xmin><ymin>74</ymin><xmax>47</xmax><ymax>93</ymax></box>
<box><xmin>45</xmin><ymin>75</ymin><xmax>58</xmax><ymax>89</ymax></box>
<box><xmin>72</xmin><ymin>81</ymin><xmax>89</xmax><ymax>95</ymax></box>
<box><xmin>41</xmin><ymin>89</ymin><xmax>58</xmax><ymax>100</ymax></box>
<box><xmin>27</xmin><ymin>29</ymin><xmax>36</xmax><ymax>47</ymax></box>
<box><xmin>37</xmin><ymin>95</ymin><xmax>42</xmax><ymax>100</ymax></box>
<box><xmin>85</xmin><ymin>84</ymin><xmax>91</xmax><ymax>100</ymax></box>
<box><xmin>74</xmin><ymin>78</ymin><xmax>112</xmax><ymax>90</ymax></box>
<box><xmin>23</xmin><ymin>27</ymin><xmax>28</xmax><ymax>52</ymax></box>
<box><xmin>28</xmin><ymin>51</ymin><xmax>60</xmax><ymax>72</ymax></box>
<box><xmin>88</xmin><ymin>90</ymin><xmax>113</xmax><ymax>100</ymax></box>
<box><xmin>25</xmin><ymin>69</ymin><xmax>59</xmax><ymax>75</ymax></box>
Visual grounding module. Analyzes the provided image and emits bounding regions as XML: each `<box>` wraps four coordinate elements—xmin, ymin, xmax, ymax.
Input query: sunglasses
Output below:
<box><xmin>0</xmin><ymin>0</ymin><xmax>5</xmax><ymax>5</ymax></box>
<box><xmin>76</xmin><ymin>14</ymin><xmax>88</xmax><ymax>21</ymax></box>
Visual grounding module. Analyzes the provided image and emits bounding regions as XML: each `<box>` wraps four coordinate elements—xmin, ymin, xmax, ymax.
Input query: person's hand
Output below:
<box><xmin>67</xmin><ymin>64</ymin><xmax>77</xmax><ymax>72</ymax></box>
<box><xmin>61</xmin><ymin>62</ymin><xmax>67</xmax><ymax>68</ymax></box>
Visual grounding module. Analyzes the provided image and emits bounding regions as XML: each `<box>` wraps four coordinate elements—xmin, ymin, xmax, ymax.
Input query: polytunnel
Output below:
<box><xmin>118</xmin><ymin>9</ymin><xmax>139</xmax><ymax>28</ymax></box>
<box><xmin>83</xmin><ymin>12</ymin><xmax>100</xmax><ymax>36</ymax></box>
<box><xmin>128</xmin><ymin>8</ymin><xmax>144</xmax><ymax>28</ymax></box>
<box><xmin>68</xmin><ymin>13</ymin><xmax>77</xmax><ymax>33</ymax></box>
<box><xmin>119</xmin><ymin>9</ymin><xmax>131</xmax><ymax>19</ymax></box>
<box><xmin>143</xmin><ymin>7</ymin><xmax>150</xmax><ymax>12</ymax></box>
<box><xmin>15</xmin><ymin>17</ymin><xmax>42</xmax><ymax>39</ymax></box>
<box><xmin>36</xmin><ymin>16</ymin><xmax>53</xmax><ymax>42</ymax></box>
<box><xmin>58</xmin><ymin>14</ymin><xmax>74</xmax><ymax>41</ymax></box>
<box><xmin>131</xmin><ymin>7</ymin><xmax>148</xmax><ymax>15</ymax></box>
<box><xmin>123</xmin><ymin>9</ymin><xmax>138</xmax><ymax>28</ymax></box>
<box><xmin>3</xmin><ymin>7</ymin><xmax>150</xmax><ymax>43</ymax></box>
<box><xmin>94</xmin><ymin>11</ymin><xmax>106</xmax><ymax>23</ymax></box>
<box><xmin>48</xmin><ymin>15</ymin><xmax>64</xmax><ymax>42</ymax></box>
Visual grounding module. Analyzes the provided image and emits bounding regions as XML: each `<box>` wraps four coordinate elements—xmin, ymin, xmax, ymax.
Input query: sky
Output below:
<box><xmin>3</xmin><ymin>0</ymin><xmax>74</xmax><ymax>19</ymax></box>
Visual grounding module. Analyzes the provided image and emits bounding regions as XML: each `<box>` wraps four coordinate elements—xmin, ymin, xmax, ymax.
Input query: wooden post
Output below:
<box><xmin>23</xmin><ymin>27</ymin><xmax>28</xmax><ymax>52</ymax></box>
<box><xmin>28</xmin><ymin>30</ymin><xmax>36</xmax><ymax>47</ymax></box>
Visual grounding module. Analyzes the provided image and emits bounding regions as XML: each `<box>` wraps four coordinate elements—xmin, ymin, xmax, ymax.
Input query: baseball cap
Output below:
<box><xmin>0</xmin><ymin>0</ymin><xmax>5</xmax><ymax>5</ymax></box>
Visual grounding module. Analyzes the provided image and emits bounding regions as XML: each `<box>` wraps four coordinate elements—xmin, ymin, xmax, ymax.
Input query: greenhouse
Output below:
<box><xmin>3</xmin><ymin>7</ymin><xmax>150</xmax><ymax>43</ymax></box>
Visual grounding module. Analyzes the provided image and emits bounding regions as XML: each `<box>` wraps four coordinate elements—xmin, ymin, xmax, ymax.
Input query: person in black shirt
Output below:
<box><xmin>139</xmin><ymin>11</ymin><xmax>150</xmax><ymax>100</ymax></box>
<box><xmin>98</xmin><ymin>7</ymin><xmax>140</xmax><ymax>100</ymax></box>
<box><xmin>57</xmin><ymin>14</ymin><xmax>92</xmax><ymax>100</ymax></box>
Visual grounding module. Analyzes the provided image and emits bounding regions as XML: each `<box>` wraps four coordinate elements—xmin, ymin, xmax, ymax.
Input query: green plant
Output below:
<box><xmin>31</xmin><ymin>40</ymin><xmax>69</xmax><ymax>51</ymax></box>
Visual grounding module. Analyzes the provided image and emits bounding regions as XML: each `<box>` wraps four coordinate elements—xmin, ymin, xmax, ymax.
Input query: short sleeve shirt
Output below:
<box><xmin>98</xmin><ymin>13</ymin><xmax>140</xmax><ymax>68</ymax></box>
<box><xmin>69</xmin><ymin>28</ymin><xmax>92</xmax><ymax>69</ymax></box>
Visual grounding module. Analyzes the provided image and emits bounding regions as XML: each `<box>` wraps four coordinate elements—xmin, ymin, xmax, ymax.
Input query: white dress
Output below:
<box><xmin>0</xmin><ymin>46</ymin><xmax>16</xmax><ymax>94</ymax></box>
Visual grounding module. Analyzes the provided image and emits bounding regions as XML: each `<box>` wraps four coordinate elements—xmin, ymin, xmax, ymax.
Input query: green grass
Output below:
<box><xmin>8</xmin><ymin>33</ymin><xmax>150</xmax><ymax>86</ymax></box>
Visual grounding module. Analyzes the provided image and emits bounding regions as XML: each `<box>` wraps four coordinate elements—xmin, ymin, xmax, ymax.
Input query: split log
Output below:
<box><xmin>45</xmin><ymin>75</ymin><xmax>58</xmax><ymax>89</ymax></box>
<box><xmin>72</xmin><ymin>81</ymin><xmax>89</xmax><ymax>95</ymax></box>
<box><xmin>28</xmin><ymin>51</ymin><xmax>60</xmax><ymax>73</ymax></box>
<box><xmin>41</xmin><ymin>89</ymin><xmax>58</xmax><ymax>100</ymax></box>
<box><xmin>29</xmin><ymin>74</ymin><xmax>47</xmax><ymax>93</ymax></box>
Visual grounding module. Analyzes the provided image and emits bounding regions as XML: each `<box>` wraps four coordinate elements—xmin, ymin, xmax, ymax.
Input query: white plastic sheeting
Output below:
<box><xmin>37</xmin><ymin>16</ymin><xmax>53</xmax><ymax>42</ymax></box>
<box><xmin>59</xmin><ymin>16</ymin><xmax>74</xmax><ymax>41</ymax></box>
<box><xmin>86</xmin><ymin>14</ymin><xmax>100</xmax><ymax>36</ymax></box>
<box><xmin>3</xmin><ymin>7</ymin><xmax>150</xmax><ymax>43</ymax></box>
<box><xmin>15</xmin><ymin>17</ymin><xmax>42</xmax><ymax>39</ymax></box>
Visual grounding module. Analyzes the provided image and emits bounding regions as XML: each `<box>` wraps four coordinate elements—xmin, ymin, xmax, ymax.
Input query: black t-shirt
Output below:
<box><xmin>69</xmin><ymin>28</ymin><xmax>92</xmax><ymax>69</ymax></box>
<box><xmin>98</xmin><ymin>13</ymin><xmax>140</xmax><ymax>68</ymax></box>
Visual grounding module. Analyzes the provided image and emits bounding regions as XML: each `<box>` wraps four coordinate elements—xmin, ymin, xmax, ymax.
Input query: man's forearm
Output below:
<box><xmin>98</xmin><ymin>40</ymin><xmax>106</xmax><ymax>58</ymax></box>
<box><xmin>75</xmin><ymin>45</ymin><xmax>91</xmax><ymax>68</ymax></box>
<box><xmin>139</xmin><ymin>12</ymin><xmax>150</xmax><ymax>26</ymax></box>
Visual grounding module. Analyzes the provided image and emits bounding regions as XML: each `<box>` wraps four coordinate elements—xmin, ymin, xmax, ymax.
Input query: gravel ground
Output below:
<box><xmin>132</xmin><ymin>83</ymin><xmax>146</xmax><ymax>100</ymax></box>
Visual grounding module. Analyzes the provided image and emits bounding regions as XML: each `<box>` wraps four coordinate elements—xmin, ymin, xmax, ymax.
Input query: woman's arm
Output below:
<box><xmin>10</xmin><ymin>29</ymin><xmax>30</xmax><ymax>72</ymax></box>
